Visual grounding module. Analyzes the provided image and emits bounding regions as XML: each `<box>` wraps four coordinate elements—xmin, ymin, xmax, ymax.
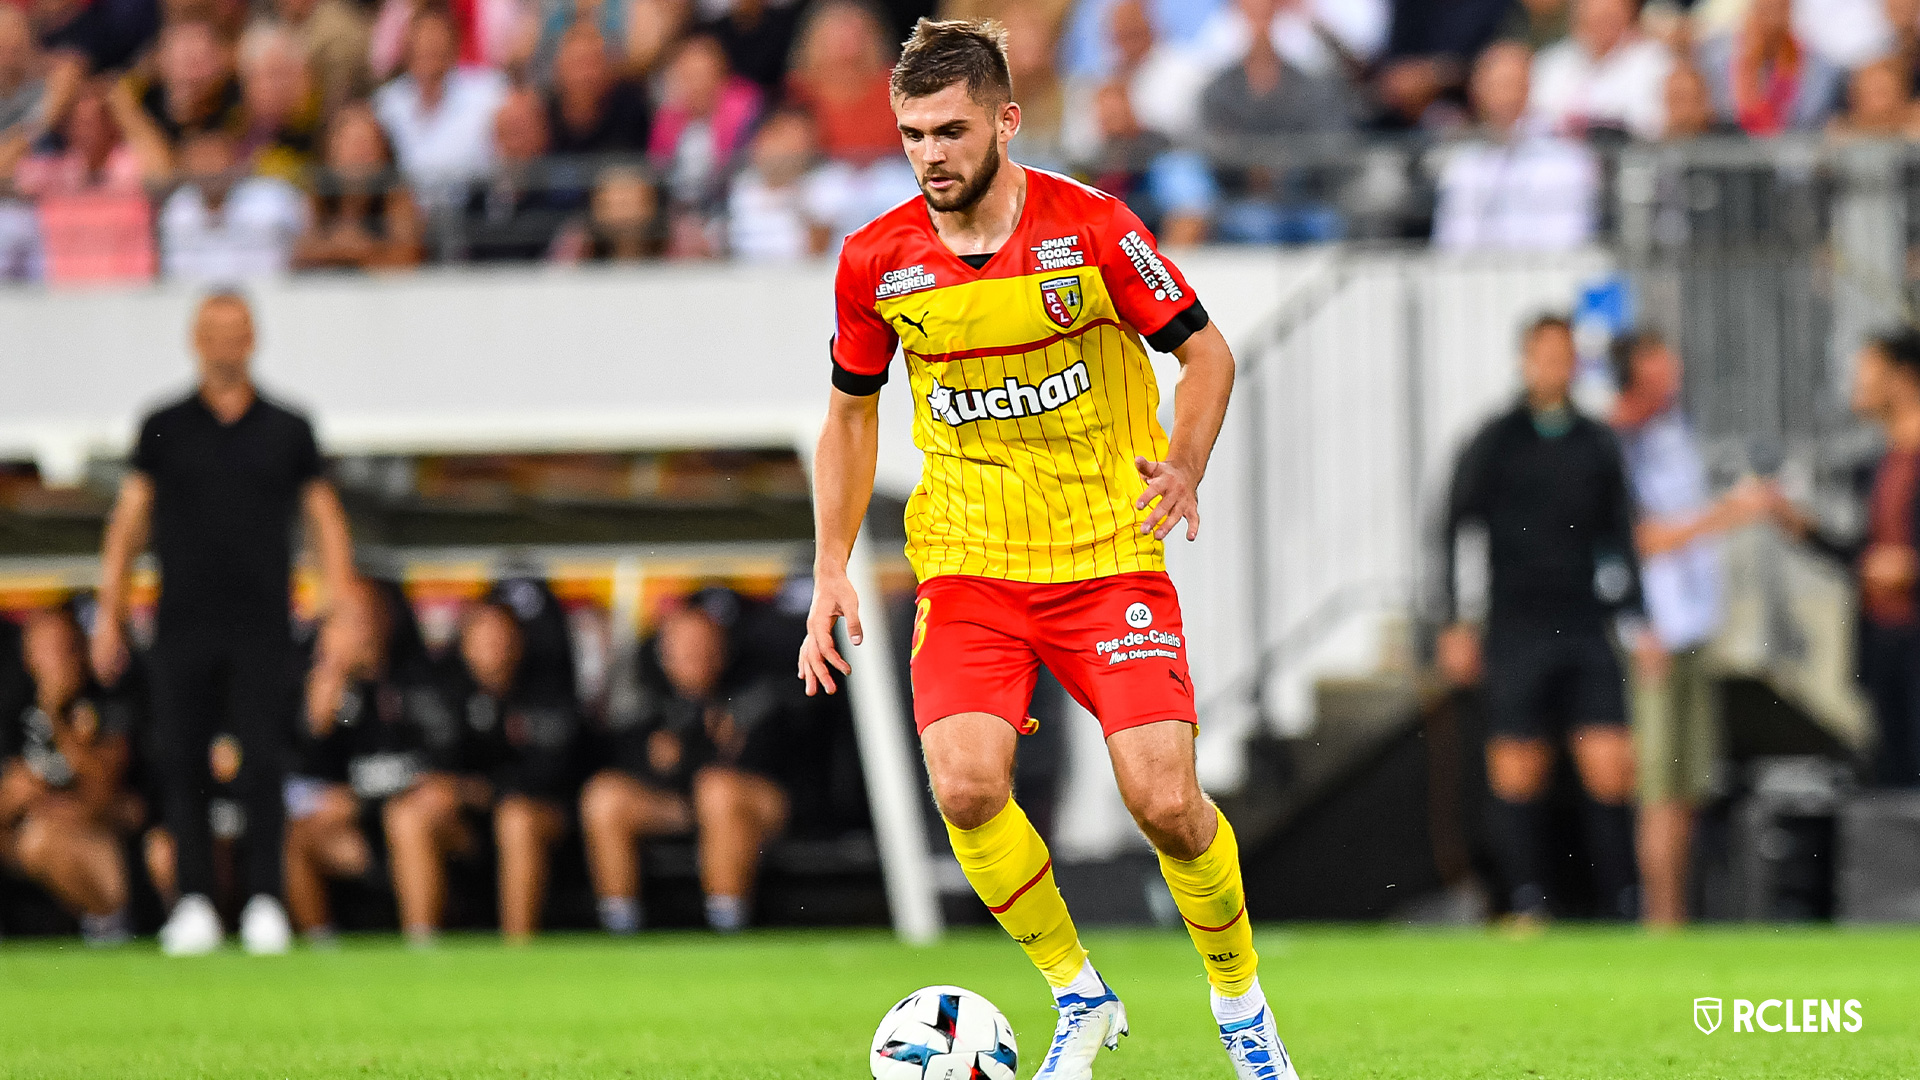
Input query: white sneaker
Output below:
<box><xmin>239</xmin><ymin>895</ymin><xmax>292</xmax><ymax>955</ymax></box>
<box><xmin>1033</xmin><ymin>982</ymin><xmax>1127</xmax><ymax>1080</ymax></box>
<box><xmin>1219</xmin><ymin>1005</ymin><xmax>1299</xmax><ymax>1080</ymax></box>
<box><xmin>159</xmin><ymin>894</ymin><xmax>223</xmax><ymax>957</ymax></box>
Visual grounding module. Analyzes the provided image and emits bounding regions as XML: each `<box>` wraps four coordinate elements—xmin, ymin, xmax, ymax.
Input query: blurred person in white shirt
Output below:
<box><xmin>373</xmin><ymin>6</ymin><xmax>508</xmax><ymax>202</ymax></box>
<box><xmin>1434</xmin><ymin>41</ymin><xmax>1598</xmax><ymax>251</ymax></box>
<box><xmin>160</xmin><ymin>128</ymin><xmax>307</xmax><ymax>281</ymax></box>
<box><xmin>1063</xmin><ymin>0</ymin><xmax>1211</xmax><ymax>162</ymax></box>
<box><xmin>726</xmin><ymin>107</ymin><xmax>830</xmax><ymax>262</ymax></box>
<box><xmin>1530</xmin><ymin>0</ymin><xmax>1673</xmax><ymax>141</ymax></box>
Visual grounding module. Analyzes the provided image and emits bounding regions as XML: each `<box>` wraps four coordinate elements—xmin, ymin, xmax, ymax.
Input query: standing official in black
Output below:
<box><xmin>91</xmin><ymin>292</ymin><xmax>355</xmax><ymax>956</ymax></box>
<box><xmin>1435</xmin><ymin>314</ymin><xmax>1645</xmax><ymax>925</ymax></box>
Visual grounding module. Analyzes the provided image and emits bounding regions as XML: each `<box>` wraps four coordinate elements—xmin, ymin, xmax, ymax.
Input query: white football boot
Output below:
<box><xmin>159</xmin><ymin>894</ymin><xmax>223</xmax><ymax>956</ymax></box>
<box><xmin>1032</xmin><ymin>977</ymin><xmax>1127</xmax><ymax>1080</ymax></box>
<box><xmin>1218</xmin><ymin>1004</ymin><xmax>1299</xmax><ymax>1080</ymax></box>
<box><xmin>239</xmin><ymin>894</ymin><xmax>292</xmax><ymax>955</ymax></box>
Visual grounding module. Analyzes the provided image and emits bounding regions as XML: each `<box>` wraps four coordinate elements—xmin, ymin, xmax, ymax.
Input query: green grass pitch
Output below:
<box><xmin>2</xmin><ymin>925</ymin><xmax>1914</xmax><ymax>1078</ymax></box>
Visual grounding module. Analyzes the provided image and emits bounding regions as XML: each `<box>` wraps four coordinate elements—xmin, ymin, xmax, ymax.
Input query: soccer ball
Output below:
<box><xmin>869</xmin><ymin>985</ymin><xmax>1018</xmax><ymax>1080</ymax></box>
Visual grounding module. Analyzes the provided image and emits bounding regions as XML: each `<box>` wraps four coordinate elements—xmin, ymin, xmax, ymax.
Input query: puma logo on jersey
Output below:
<box><xmin>894</xmin><ymin>311</ymin><xmax>929</xmax><ymax>335</ymax></box>
<box><xmin>926</xmin><ymin>361</ymin><xmax>1091</xmax><ymax>427</ymax></box>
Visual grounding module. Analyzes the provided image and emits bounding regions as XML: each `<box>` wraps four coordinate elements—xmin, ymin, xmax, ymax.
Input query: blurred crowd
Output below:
<box><xmin>0</xmin><ymin>0</ymin><xmax>1917</xmax><ymax>282</ymax></box>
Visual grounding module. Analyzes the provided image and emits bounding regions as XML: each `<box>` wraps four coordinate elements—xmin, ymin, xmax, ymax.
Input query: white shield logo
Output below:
<box><xmin>1694</xmin><ymin>998</ymin><xmax>1722</xmax><ymax>1035</ymax></box>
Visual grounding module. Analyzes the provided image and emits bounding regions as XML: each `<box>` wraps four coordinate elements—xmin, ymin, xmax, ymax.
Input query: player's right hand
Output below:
<box><xmin>800</xmin><ymin>570</ymin><xmax>862</xmax><ymax>696</ymax></box>
<box><xmin>89</xmin><ymin>622</ymin><xmax>128</xmax><ymax>687</ymax></box>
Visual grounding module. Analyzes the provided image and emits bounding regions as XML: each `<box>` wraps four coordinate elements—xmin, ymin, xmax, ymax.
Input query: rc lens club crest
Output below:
<box><xmin>1040</xmin><ymin>275</ymin><xmax>1082</xmax><ymax>329</ymax></box>
<box><xmin>1695</xmin><ymin>998</ymin><xmax>1721</xmax><ymax>1035</ymax></box>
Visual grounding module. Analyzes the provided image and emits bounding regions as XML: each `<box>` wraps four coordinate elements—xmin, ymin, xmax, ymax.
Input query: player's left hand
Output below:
<box><xmin>1134</xmin><ymin>456</ymin><xmax>1201</xmax><ymax>541</ymax></box>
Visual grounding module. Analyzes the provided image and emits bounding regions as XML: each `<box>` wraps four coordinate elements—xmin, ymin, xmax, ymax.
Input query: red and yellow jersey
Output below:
<box><xmin>831</xmin><ymin>168</ymin><xmax>1209</xmax><ymax>584</ymax></box>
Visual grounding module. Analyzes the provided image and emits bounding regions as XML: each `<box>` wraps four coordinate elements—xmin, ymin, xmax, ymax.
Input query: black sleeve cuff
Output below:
<box><xmin>1144</xmin><ymin>300</ymin><xmax>1209</xmax><ymax>353</ymax></box>
<box><xmin>831</xmin><ymin>354</ymin><xmax>889</xmax><ymax>396</ymax></box>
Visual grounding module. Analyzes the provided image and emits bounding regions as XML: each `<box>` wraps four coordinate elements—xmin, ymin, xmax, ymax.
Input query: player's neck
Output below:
<box><xmin>929</xmin><ymin>160</ymin><xmax>1027</xmax><ymax>259</ymax></box>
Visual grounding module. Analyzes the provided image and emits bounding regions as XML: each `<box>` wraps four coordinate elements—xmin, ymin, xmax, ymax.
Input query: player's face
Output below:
<box><xmin>894</xmin><ymin>83</ymin><xmax>1019</xmax><ymax>214</ymax></box>
<box><xmin>22</xmin><ymin>612</ymin><xmax>84</xmax><ymax>705</ymax></box>
<box><xmin>461</xmin><ymin>607</ymin><xmax>523</xmax><ymax>697</ymax></box>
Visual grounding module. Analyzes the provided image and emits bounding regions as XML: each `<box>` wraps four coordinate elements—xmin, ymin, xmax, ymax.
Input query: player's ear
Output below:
<box><xmin>1000</xmin><ymin>99</ymin><xmax>1021</xmax><ymax>141</ymax></box>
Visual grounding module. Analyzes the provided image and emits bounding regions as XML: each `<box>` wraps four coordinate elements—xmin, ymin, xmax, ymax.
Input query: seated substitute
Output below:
<box><xmin>383</xmin><ymin>587</ymin><xmax>582</xmax><ymax>944</ymax></box>
<box><xmin>582</xmin><ymin>588</ymin><xmax>796</xmax><ymax>934</ymax></box>
<box><xmin>0</xmin><ymin>605</ymin><xmax>144</xmax><ymax>945</ymax></box>
<box><xmin>284</xmin><ymin>577</ymin><xmax>457</xmax><ymax>943</ymax></box>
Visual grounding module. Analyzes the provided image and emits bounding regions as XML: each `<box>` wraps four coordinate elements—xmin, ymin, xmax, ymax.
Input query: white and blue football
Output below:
<box><xmin>869</xmin><ymin>985</ymin><xmax>1018</xmax><ymax>1080</ymax></box>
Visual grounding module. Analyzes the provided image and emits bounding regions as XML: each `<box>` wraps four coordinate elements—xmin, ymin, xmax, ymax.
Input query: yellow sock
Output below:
<box><xmin>946</xmin><ymin>799</ymin><xmax>1088</xmax><ymax>988</ymax></box>
<box><xmin>1158</xmin><ymin>807</ymin><xmax>1258</xmax><ymax>995</ymax></box>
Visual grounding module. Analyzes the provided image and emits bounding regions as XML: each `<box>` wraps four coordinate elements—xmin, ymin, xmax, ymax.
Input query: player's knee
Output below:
<box><xmin>932</xmin><ymin>775</ymin><xmax>1008</xmax><ymax>832</ymax></box>
<box><xmin>1130</xmin><ymin>788</ymin><xmax>1210</xmax><ymax>855</ymax></box>
<box><xmin>1573</xmin><ymin>727</ymin><xmax>1635</xmax><ymax>804</ymax></box>
<box><xmin>1488</xmin><ymin>741</ymin><xmax>1552</xmax><ymax>802</ymax></box>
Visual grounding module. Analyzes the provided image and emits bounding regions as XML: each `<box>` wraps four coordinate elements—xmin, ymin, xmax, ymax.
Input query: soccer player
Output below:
<box><xmin>797</xmin><ymin>20</ymin><xmax>1292</xmax><ymax>1080</ymax></box>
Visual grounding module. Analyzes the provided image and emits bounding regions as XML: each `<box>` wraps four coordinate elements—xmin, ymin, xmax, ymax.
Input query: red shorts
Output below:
<box><xmin>909</xmin><ymin>571</ymin><xmax>1197</xmax><ymax>738</ymax></box>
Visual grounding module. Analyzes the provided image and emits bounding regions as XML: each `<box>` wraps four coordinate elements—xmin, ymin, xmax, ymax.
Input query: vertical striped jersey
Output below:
<box><xmin>830</xmin><ymin>168</ymin><xmax>1210</xmax><ymax>584</ymax></box>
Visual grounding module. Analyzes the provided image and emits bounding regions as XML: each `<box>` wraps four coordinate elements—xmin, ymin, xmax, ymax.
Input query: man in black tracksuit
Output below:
<box><xmin>1436</xmin><ymin>314</ymin><xmax>1645</xmax><ymax>923</ymax></box>
<box><xmin>91</xmin><ymin>292</ymin><xmax>355</xmax><ymax>955</ymax></box>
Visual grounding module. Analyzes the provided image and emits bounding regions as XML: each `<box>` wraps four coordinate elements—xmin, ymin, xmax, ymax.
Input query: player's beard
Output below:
<box><xmin>919</xmin><ymin>139</ymin><xmax>1002</xmax><ymax>214</ymax></box>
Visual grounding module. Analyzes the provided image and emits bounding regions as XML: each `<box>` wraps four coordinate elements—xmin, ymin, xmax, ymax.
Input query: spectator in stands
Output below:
<box><xmin>253</xmin><ymin>0</ymin><xmax>372</xmax><ymax>116</ymax></box>
<box><xmin>110</xmin><ymin>18</ymin><xmax>245</xmax><ymax>180</ymax></box>
<box><xmin>386</xmin><ymin>593</ymin><xmax>582</xmax><ymax>943</ymax></box>
<box><xmin>581</xmin><ymin>589</ymin><xmax>796</xmax><ymax>934</ymax></box>
<box><xmin>1888</xmin><ymin>0</ymin><xmax>1920</xmax><ymax>80</ymax></box>
<box><xmin>1374</xmin><ymin>0</ymin><xmax>1514</xmax><ymax>128</ymax></box>
<box><xmin>784</xmin><ymin>1</ymin><xmax>898</xmax><ymax>167</ymax></box>
<box><xmin>373</xmin><ymin>5</ymin><xmax>510</xmax><ymax>202</ymax></box>
<box><xmin>159</xmin><ymin>128</ymin><xmax>307</xmax><ymax>281</ymax></box>
<box><xmin>1609</xmin><ymin>330</ymin><xmax>1769</xmax><ymax>927</ymax></box>
<box><xmin>1070</xmin><ymin>0</ymin><xmax>1212</xmax><ymax>157</ymax></box>
<box><xmin>0</xmin><ymin>606</ymin><xmax>141</xmax><ymax>946</ymax></box>
<box><xmin>456</xmin><ymin>85</ymin><xmax>584</xmax><ymax>261</ymax></box>
<box><xmin>1433</xmin><ymin>41</ymin><xmax>1599</xmax><ymax>251</ymax></box>
<box><xmin>1529</xmin><ymin>0</ymin><xmax>1672</xmax><ymax>142</ymax></box>
<box><xmin>0</xmin><ymin>6</ymin><xmax>47</xmax><ymax>176</ymax></box>
<box><xmin>552</xmin><ymin>164</ymin><xmax>659</xmax><ymax>260</ymax></box>
<box><xmin>295</xmin><ymin>102</ymin><xmax>424</xmax><ymax>269</ymax></box>
<box><xmin>1661</xmin><ymin>58</ymin><xmax>1737</xmax><ymax>139</ymax></box>
<box><xmin>999</xmin><ymin>6</ymin><xmax>1067</xmax><ymax>162</ymax></box>
<box><xmin>702</xmin><ymin>0</ymin><xmax>803</xmax><ymax>96</ymax></box>
<box><xmin>1698</xmin><ymin>0</ymin><xmax>1844</xmax><ymax>136</ymax></box>
<box><xmin>1198</xmin><ymin>0</ymin><xmax>1357</xmax><ymax>244</ymax></box>
<box><xmin>649</xmin><ymin>33</ymin><xmax>759</xmax><ymax>252</ymax></box>
<box><xmin>369</xmin><ymin>0</ymin><xmax>531</xmax><ymax>83</ymax></box>
<box><xmin>237</xmin><ymin>25</ymin><xmax>323</xmax><ymax>183</ymax></box>
<box><xmin>1087</xmin><ymin>79</ymin><xmax>1214</xmax><ymax>246</ymax></box>
<box><xmin>159</xmin><ymin>128</ymin><xmax>307</xmax><ymax>280</ymax></box>
<box><xmin>1437</xmin><ymin>314</ymin><xmax>1643</xmax><ymax>926</ymax></box>
<box><xmin>621</xmin><ymin>0</ymin><xmax>695</xmax><ymax>80</ymax></box>
<box><xmin>726</xmin><ymin>106</ymin><xmax>829</xmax><ymax>261</ymax></box>
<box><xmin>545</xmin><ymin>24</ymin><xmax>649</xmax><ymax>156</ymax></box>
<box><xmin>13</xmin><ymin>80</ymin><xmax>143</xmax><ymax>195</ymax></box>
<box><xmin>34</xmin><ymin>0</ymin><xmax>159</xmax><ymax>77</ymax></box>
<box><xmin>1191</xmin><ymin>0</ymin><xmax>1392</xmax><ymax>81</ymax></box>
<box><xmin>1057</xmin><ymin>0</ymin><xmax>1224</xmax><ymax>87</ymax></box>
<box><xmin>1768</xmin><ymin>330</ymin><xmax>1920</xmax><ymax>788</ymax></box>
<box><xmin>1829</xmin><ymin>54</ymin><xmax>1920</xmax><ymax>139</ymax></box>
<box><xmin>284</xmin><ymin>578</ymin><xmax>451</xmax><ymax>942</ymax></box>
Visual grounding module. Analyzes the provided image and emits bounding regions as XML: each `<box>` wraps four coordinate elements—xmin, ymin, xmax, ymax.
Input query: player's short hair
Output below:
<box><xmin>1521</xmin><ymin>312</ymin><xmax>1573</xmax><ymax>350</ymax></box>
<box><xmin>890</xmin><ymin>18</ymin><xmax>1012</xmax><ymax>106</ymax></box>
<box><xmin>1609</xmin><ymin>328</ymin><xmax>1664</xmax><ymax>392</ymax></box>
<box><xmin>1868</xmin><ymin>326</ymin><xmax>1920</xmax><ymax>380</ymax></box>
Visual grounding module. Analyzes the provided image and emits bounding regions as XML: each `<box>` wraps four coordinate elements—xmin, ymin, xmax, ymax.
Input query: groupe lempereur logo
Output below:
<box><xmin>1693</xmin><ymin>997</ymin><xmax>1864</xmax><ymax>1034</ymax></box>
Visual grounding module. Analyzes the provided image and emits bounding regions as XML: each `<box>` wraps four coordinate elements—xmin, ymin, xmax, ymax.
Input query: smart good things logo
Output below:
<box><xmin>1693</xmin><ymin>997</ymin><xmax>1863</xmax><ymax>1035</ymax></box>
